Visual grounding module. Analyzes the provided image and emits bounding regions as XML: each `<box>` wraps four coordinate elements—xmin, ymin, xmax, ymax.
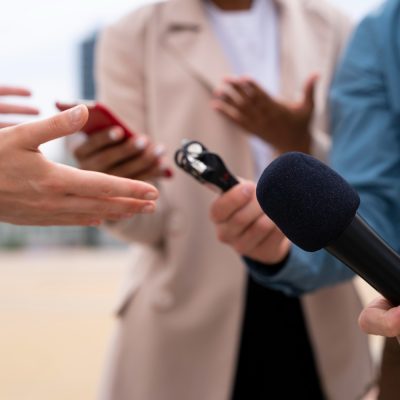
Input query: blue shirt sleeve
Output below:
<box><xmin>247</xmin><ymin>12</ymin><xmax>400</xmax><ymax>296</ymax></box>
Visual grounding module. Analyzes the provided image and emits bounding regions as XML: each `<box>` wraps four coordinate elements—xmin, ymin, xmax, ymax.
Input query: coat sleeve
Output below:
<box><xmin>248</xmin><ymin>12</ymin><xmax>400</xmax><ymax>296</ymax></box>
<box><xmin>96</xmin><ymin>12</ymin><xmax>169</xmax><ymax>247</ymax></box>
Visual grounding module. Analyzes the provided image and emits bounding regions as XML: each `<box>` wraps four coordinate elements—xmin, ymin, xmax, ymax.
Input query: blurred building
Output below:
<box><xmin>81</xmin><ymin>34</ymin><xmax>97</xmax><ymax>100</ymax></box>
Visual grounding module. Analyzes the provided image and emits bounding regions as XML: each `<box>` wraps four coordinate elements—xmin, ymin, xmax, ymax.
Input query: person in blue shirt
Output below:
<box><xmin>211</xmin><ymin>0</ymin><xmax>400</xmax><ymax>304</ymax></box>
<box><xmin>210</xmin><ymin>1</ymin><xmax>400</xmax><ymax>398</ymax></box>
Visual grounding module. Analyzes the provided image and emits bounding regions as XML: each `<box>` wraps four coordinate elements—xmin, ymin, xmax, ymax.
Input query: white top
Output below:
<box><xmin>205</xmin><ymin>0</ymin><xmax>280</xmax><ymax>179</ymax></box>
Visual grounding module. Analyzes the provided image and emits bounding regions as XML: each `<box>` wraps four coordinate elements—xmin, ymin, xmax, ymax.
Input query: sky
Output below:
<box><xmin>0</xmin><ymin>0</ymin><xmax>381</xmax><ymax>159</ymax></box>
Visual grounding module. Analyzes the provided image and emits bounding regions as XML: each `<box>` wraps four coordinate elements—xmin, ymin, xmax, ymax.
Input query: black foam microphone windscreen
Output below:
<box><xmin>256</xmin><ymin>152</ymin><xmax>400</xmax><ymax>305</ymax></box>
<box><xmin>256</xmin><ymin>152</ymin><xmax>360</xmax><ymax>252</ymax></box>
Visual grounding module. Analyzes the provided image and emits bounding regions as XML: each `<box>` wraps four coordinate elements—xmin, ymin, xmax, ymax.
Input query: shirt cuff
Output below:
<box><xmin>245</xmin><ymin>245</ymin><xmax>355</xmax><ymax>297</ymax></box>
<box><xmin>245</xmin><ymin>251</ymin><xmax>305</xmax><ymax>297</ymax></box>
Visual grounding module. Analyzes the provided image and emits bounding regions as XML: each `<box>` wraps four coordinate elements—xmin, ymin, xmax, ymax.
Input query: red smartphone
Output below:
<box><xmin>55</xmin><ymin>101</ymin><xmax>135</xmax><ymax>139</ymax></box>
<box><xmin>56</xmin><ymin>100</ymin><xmax>174</xmax><ymax>178</ymax></box>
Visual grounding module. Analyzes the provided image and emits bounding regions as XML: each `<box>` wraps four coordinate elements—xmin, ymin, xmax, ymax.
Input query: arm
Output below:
<box><xmin>247</xmin><ymin>15</ymin><xmax>400</xmax><ymax>296</ymax></box>
<box><xmin>96</xmin><ymin>14</ymin><xmax>170</xmax><ymax>246</ymax></box>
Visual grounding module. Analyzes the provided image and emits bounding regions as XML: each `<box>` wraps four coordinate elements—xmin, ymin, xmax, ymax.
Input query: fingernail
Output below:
<box><xmin>68</xmin><ymin>105</ymin><xmax>85</xmax><ymax>126</ymax></box>
<box><xmin>141</xmin><ymin>204</ymin><xmax>156</xmax><ymax>214</ymax></box>
<box><xmin>154</xmin><ymin>145</ymin><xmax>165</xmax><ymax>157</ymax></box>
<box><xmin>163</xmin><ymin>168</ymin><xmax>173</xmax><ymax>178</ymax></box>
<box><xmin>144</xmin><ymin>191</ymin><xmax>158</xmax><ymax>200</ymax></box>
<box><xmin>134</xmin><ymin>137</ymin><xmax>147</xmax><ymax>150</ymax></box>
<box><xmin>109</xmin><ymin>127</ymin><xmax>124</xmax><ymax>141</ymax></box>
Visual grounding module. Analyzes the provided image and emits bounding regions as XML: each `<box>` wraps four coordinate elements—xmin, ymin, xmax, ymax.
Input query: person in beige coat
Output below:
<box><xmin>74</xmin><ymin>0</ymin><xmax>374</xmax><ymax>399</ymax></box>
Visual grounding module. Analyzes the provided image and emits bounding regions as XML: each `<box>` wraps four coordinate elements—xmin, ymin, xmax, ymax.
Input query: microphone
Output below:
<box><xmin>256</xmin><ymin>152</ymin><xmax>400</xmax><ymax>306</ymax></box>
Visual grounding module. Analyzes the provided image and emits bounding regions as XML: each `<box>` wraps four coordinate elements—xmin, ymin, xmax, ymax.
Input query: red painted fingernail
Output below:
<box><xmin>164</xmin><ymin>168</ymin><xmax>173</xmax><ymax>178</ymax></box>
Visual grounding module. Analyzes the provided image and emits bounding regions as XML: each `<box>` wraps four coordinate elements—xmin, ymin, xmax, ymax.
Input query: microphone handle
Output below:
<box><xmin>326</xmin><ymin>214</ymin><xmax>400</xmax><ymax>306</ymax></box>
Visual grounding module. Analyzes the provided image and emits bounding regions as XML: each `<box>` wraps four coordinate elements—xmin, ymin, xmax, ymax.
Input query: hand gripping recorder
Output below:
<box><xmin>175</xmin><ymin>140</ymin><xmax>238</xmax><ymax>192</ymax></box>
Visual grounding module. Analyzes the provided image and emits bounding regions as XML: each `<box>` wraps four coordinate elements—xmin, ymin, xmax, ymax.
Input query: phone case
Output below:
<box><xmin>55</xmin><ymin>101</ymin><xmax>134</xmax><ymax>139</ymax></box>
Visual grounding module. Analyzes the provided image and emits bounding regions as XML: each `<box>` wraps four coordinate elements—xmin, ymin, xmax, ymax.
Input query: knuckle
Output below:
<box><xmin>232</xmin><ymin>211</ymin><xmax>248</xmax><ymax>227</ymax></box>
<box><xmin>233</xmin><ymin>241</ymin><xmax>246</xmax><ymax>254</ymax></box>
<box><xmin>93</xmin><ymin>203</ymin><xmax>110</xmax><ymax>216</ymax></box>
<box><xmin>254</xmin><ymin>217</ymin><xmax>271</xmax><ymax>234</ymax></box>
<box><xmin>358</xmin><ymin>313</ymin><xmax>369</xmax><ymax>333</ymax></box>
<box><xmin>73</xmin><ymin>146</ymin><xmax>85</xmax><ymax>161</ymax></box>
<box><xmin>217</xmin><ymin>230</ymin><xmax>228</xmax><ymax>244</ymax></box>
<box><xmin>92</xmin><ymin>153</ymin><xmax>108</xmax><ymax>169</ymax></box>
<box><xmin>143</xmin><ymin>149</ymin><xmax>158</xmax><ymax>166</ymax></box>
<box><xmin>40</xmin><ymin>177</ymin><xmax>63</xmax><ymax>194</ymax></box>
<box><xmin>35</xmin><ymin>198</ymin><xmax>56</xmax><ymax>213</ymax></box>
<box><xmin>99</xmin><ymin>185</ymin><xmax>114</xmax><ymax>198</ymax></box>
<box><xmin>210</xmin><ymin>204</ymin><xmax>220</xmax><ymax>223</ymax></box>
<box><xmin>47</xmin><ymin>115</ymin><xmax>64</xmax><ymax>133</ymax></box>
<box><xmin>385</xmin><ymin>318</ymin><xmax>400</xmax><ymax>337</ymax></box>
<box><xmin>91</xmin><ymin>130</ymin><xmax>110</xmax><ymax>147</ymax></box>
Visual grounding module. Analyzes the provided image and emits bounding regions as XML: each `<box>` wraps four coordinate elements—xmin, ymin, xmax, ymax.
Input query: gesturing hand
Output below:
<box><xmin>0</xmin><ymin>86</ymin><xmax>39</xmax><ymax>128</ymax></box>
<box><xmin>212</xmin><ymin>75</ymin><xmax>318</xmax><ymax>154</ymax></box>
<box><xmin>0</xmin><ymin>105</ymin><xmax>159</xmax><ymax>226</ymax></box>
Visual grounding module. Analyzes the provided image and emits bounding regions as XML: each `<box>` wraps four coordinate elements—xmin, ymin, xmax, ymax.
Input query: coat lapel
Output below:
<box><xmin>162</xmin><ymin>0</ymin><xmax>232</xmax><ymax>90</ymax></box>
<box><xmin>277</xmin><ymin>0</ymin><xmax>331</xmax><ymax>101</ymax></box>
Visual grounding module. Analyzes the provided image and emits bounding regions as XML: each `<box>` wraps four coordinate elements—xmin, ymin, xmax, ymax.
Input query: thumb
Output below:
<box><xmin>302</xmin><ymin>74</ymin><xmax>319</xmax><ymax>111</ymax></box>
<box><xmin>19</xmin><ymin>105</ymin><xmax>88</xmax><ymax>149</ymax></box>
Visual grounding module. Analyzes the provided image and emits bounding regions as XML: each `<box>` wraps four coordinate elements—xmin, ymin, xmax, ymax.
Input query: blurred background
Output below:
<box><xmin>0</xmin><ymin>0</ymin><xmax>382</xmax><ymax>399</ymax></box>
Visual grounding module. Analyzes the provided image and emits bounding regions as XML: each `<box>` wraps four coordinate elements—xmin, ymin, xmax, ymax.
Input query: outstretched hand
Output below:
<box><xmin>212</xmin><ymin>75</ymin><xmax>318</xmax><ymax>154</ymax></box>
<box><xmin>0</xmin><ymin>105</ymin><xmax>159</xmax><ymax>226</ymax></box>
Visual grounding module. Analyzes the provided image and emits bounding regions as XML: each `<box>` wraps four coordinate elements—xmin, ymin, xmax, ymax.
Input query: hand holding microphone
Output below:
<box><xmin>173</xmin><ymin>140</ymin><xmax>291</xmax><ymax>263</ymax></box>
<box><xmin>210</xmin><ymin>181</ymin><xmax>290</xmax><ymax>264</ymax></box>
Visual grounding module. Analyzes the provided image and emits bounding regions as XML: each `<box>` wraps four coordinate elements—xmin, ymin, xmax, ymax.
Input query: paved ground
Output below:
<box><xmin>0</xmin><ymin>248</ymin><xmax>383</xmax><ymax>400</ymax></box>
<box><xmin>0</xmin><ymin>248</ymin><xmax>129</xmax><ymax>400</ymax></box>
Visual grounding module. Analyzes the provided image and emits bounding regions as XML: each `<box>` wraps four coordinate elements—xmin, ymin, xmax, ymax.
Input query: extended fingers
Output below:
<box><xmin>211</xmin><ymin>99</ymin><xmax>253</xmax><ymax>127</ymax></box>
<box><xmin>50</xmin><ymin>163</ymin><xmax>159</xmax><ymax>200</ymax></box>
<box><xmin>74</xmin><ymin>127</ymin><xmax>134</xmax><ymax>159</ymax></box>
<box><xmin>0</xmin><ymin>86</ymin><xmax>32</xmax><ymax>96</ymax></box>
<box><xmin>18</xmin><ymin>105</ymin><xmax>89</xmax><ymax>148</ymax></box>
<box><xmin>0</xmin><ymin>122</ymin><xmax>17</xmax><ymax>129</ymax></box>
<box><xmin>58</xmin><ymin>195</ymin><xmax>156</xmax><ymax>218</ymax></box>
<box><xmin>79</xmin><ymin>138</ymin><xmax>144</xmax><ymax>172</ymax></box>
<box><xmin>0</xmin><ymin>103</ymin><xmax>39</xmax><ymax>115</ymax></box>
<box><xmin>108</xmin><ymin>144</ymin><xmax>164</xmax><ymax>178</ymax></box>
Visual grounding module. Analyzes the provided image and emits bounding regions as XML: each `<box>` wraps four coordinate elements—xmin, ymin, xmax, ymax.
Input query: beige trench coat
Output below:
<box><xmin>97</xmin><ymin>1</ymin><xmax>374</xmax><ymax>399</ymax></box>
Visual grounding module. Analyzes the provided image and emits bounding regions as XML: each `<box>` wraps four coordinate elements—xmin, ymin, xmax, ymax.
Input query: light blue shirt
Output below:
<box><xmin>247</xmin><ymin>0</ymin><xmax>400</xmax><ymax>297</ymax></box>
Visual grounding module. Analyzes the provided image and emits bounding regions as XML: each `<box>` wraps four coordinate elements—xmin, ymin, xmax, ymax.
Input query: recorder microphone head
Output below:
<box><xmin>256</xmin><ymin>152</ymin><xmax>360</xmax><ymax>252</ymax></box>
